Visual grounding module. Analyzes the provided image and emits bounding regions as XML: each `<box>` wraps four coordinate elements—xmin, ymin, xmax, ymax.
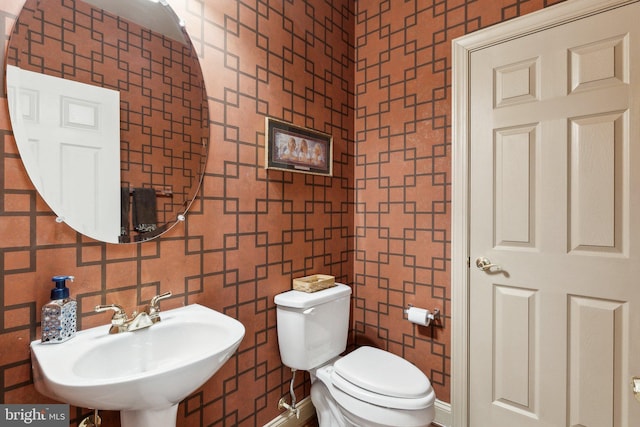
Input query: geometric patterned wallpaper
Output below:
<box><xmin>0</xmin><ymin>0</ymin><xmax>353</xmax><ymax>425</ymax></box>
<box><xmin>352</xmin><ymin>0</ymin><xmax>564</xmax><ymax>405</ymax></box>
<box><xmin>0</xmin><ymin>0</ymin><xmax>563</xmax><ymax>426</ymax></box>
<box><xmin>7</xmin><ymin>0</ymin><xmax>209</xmax><ymax>233</ymax></box>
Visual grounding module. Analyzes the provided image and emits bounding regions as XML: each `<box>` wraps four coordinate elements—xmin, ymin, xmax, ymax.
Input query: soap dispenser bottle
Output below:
<box><xmin>41</xmin><ymin>275</ymin><xmax>77</xmax><ymax>343</ymax></box>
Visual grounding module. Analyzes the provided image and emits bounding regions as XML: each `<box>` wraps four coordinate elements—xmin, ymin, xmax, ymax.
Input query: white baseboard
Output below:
<box><xmin>264</xmin><ymin>397</ymin><xmax>452</xmax><ymax>427</ymax></box>
<box><xmin>433</xmin><ymin>398</ymin><xmax>452</xmax><ymax>427</ymax></box>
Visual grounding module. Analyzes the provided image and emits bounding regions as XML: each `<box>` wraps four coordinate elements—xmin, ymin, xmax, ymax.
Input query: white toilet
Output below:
<box><xmin>275</xmin><ymin>283</ymin><xmax>436</xmax><ymax>427</ymax></box>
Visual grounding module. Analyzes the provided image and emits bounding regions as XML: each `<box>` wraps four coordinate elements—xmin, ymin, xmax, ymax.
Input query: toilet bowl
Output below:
<box><xmin>311</xmin><ymin>346</ymin><xmax>435</xmax><ymax>427</ymax></box>
<box><xmin>274</xmin><ymin>284</ymin><xmax>436</xmax><ymax>427</ymax></box>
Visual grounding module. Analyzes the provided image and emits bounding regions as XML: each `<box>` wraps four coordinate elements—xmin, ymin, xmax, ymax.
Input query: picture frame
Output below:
<box><xmin>265</xmin><ymin>117</ymin><xmax>333</xmax><ymax>176</ymax></box>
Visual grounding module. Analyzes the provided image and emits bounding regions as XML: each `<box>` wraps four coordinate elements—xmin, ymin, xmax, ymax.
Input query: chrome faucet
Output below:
<box><xmin>95</xmin><ymin>291</ymin><xmax>172</xmax><ymax>334</ymax></box>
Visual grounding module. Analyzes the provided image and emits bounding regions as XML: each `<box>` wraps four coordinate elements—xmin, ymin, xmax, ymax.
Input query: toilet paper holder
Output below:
<box><xmin>404</xmin><ymin>305</ymin><xmax>440</xmax><ymax>326</ymax></box>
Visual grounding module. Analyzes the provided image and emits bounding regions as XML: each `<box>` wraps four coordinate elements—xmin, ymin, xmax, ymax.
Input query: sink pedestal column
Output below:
<box><xmin>120</xmin><ymin>405</ymin><xmax>179</xmax><ymax>427</ymax></box>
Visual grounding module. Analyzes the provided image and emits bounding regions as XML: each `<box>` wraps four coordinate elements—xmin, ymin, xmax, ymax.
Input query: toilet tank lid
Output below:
<box><xmin>274</xmin><ymin>283</ymin><xmax>351</xmax><ymax>309</ymax></box>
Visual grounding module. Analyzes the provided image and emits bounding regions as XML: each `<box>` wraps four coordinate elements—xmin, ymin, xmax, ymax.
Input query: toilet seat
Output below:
<box><xmin>329</xmin><ymin>346</ymin><xmax>435</xmax><ymax>410</ymax></box>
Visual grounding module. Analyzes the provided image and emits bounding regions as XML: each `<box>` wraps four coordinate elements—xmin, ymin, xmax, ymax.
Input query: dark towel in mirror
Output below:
<box><xmin>133</xmin><ymin>188</ymin><xmax>158</xmax><ymax>233</ymax></box>
<box><xmin>119</xmin><ymin>187</ymin><xmax>131</xmax><ymax>243</ymax></box>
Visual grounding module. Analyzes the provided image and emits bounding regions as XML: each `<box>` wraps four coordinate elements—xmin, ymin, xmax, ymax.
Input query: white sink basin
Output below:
<box><xmin>30</xmin><ymin>304</ymin><xmax>245</xmax><ymax>427</ymax></box>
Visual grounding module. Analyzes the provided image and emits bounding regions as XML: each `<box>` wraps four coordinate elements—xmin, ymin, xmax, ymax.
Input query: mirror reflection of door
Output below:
<box><xmin>5</xmin><ymin>0</ymin><xmax>210</xmax><ymax>244</ymax></box>
<box><xmin>7</xmin><ymin>65</ymin><xmax>121</xmax><ymax>243</ymax></box>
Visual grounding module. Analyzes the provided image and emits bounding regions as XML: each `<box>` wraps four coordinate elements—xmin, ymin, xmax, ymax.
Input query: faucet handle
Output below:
<box><xmin>95</xmin><ymin>304</ymin><xmax>129</xmax><ymax>334</ymax></box>
<box><xmin>150</xmin><ymin>291</ymin><xmax>172</xmax><ymax>309</ymax></box>
<box><xmin>95</xmin><ymin>304</ymin><xmax>127</xmax><ymax>320</ymax></box>
<box><xmin>148</xmin><ymin>291</ymin><xmax>172</xmax><ymax>321</ymax></box>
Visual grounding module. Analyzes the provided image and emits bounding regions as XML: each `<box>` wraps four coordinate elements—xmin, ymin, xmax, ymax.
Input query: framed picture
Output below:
<box><xmin>265</xmin><ymin>117</ymin><xmax>333</xmax><ymax>176</ymax></box>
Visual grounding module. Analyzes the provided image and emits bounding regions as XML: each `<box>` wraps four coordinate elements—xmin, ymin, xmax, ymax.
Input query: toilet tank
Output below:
<box><xmin>275</xmin><ymin>283</ymin><xmax>351</xmax><ymax>370</ymax></box>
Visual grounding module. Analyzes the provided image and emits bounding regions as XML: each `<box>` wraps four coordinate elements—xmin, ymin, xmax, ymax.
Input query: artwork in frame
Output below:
<box><xmin>265</xmin><ymin>117</ymin><xmax>333</xmax><ymax>176</ymax></box>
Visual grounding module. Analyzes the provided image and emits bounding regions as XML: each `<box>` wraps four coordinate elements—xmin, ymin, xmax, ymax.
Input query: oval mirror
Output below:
<box><xmin>6</xmin><ymin>0</ymin><xmax>209</xmax><ymax>243</ymax></box>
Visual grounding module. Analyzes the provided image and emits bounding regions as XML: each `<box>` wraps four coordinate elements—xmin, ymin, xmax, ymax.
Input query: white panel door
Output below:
<box><xmin>7</xmin><ymin>66</ymin><xmax>121</xmax><ymax>243</ymax></box>
<box><xmin>469</xmin><ymin>2</ymin><xmax>640</xmax><ymax>426</ymax></box>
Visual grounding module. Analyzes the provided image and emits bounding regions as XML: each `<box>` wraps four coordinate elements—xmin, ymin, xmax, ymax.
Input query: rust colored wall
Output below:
<box><xmin>0</xmin><ymin>0</ymin><xmax>353</xmax><ymax>425</ymax></box>
<box><xmin>0</xmin><ymin>0</ymin><xmax>565</xmax><ymax>426</ymax></box>
<box><xmin>7</xmin><ymin>0</ymin><xmax>208</xmax><ymax>226</ymax></box>
<box><xmin>352</xmin><ymin>0</ymin><xmax>564</xmax><ymax>406</ymax></box>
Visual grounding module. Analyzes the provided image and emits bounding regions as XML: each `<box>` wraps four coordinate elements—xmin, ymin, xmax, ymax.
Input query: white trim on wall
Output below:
<box><xmin>450</xmin><ymin>1</ymin><xmax>638</xmax><ymax>426</ymax></box>
<box><xmin>264</xmin><ymin>397</ymin><xmax>453</xmax><ymax>426</ymax></box>
<box><xmin>434</xmin><ymin>399</ymin><xmax>452</xmax><ymax>427</ymax></box>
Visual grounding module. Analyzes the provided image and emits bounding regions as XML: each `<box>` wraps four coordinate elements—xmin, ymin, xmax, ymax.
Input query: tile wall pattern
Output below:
<box><xmin>0</xmin><ymin>0</ymin><xmax>564</xmax><ymax>426</ymax></box>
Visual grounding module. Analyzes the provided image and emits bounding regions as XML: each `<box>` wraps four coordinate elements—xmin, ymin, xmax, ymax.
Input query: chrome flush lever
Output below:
<box><xmin>475</xmin><ymin>257</ymin><xmax>501</xmax><ymax>272</ymax></box>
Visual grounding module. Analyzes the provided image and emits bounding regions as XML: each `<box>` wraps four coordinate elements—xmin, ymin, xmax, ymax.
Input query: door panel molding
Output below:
<box><xmin>451</xmin><ymin>1</ymin><xmax>639</xmax><ymax>425</ymax></box>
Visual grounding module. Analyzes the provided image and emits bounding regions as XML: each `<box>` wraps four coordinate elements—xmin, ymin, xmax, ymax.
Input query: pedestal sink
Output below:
<box><xmin>30</xmin><ymin>304</ymin><xmax>245</xmax><ymax>427</ymax></box>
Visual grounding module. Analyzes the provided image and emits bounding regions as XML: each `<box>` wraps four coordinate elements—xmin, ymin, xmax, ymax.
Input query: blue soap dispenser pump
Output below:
<box><xmin>41</xmin><ymin>275</ymin><xmax>77</xmax><ymax>343</ymax></box>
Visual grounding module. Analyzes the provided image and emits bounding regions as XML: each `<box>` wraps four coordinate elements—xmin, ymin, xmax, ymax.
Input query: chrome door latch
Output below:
<box><xmin>632</xmin><ymin>377</ymin><xmax>640</xmax><ymax>402</ymax></box>
<box><xmin>475</xmin><ymin>257</ymin><xmax>501</xmax><ymax>272</ymax></box>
